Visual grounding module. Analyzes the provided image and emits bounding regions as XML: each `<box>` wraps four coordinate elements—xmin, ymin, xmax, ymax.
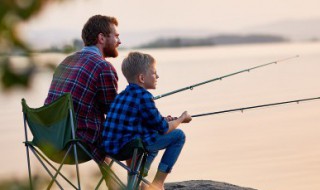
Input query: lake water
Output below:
<box><xmin>1</xmin><ymin>42</ymin><xmax>320</xmax><ymax>190</ymax></box>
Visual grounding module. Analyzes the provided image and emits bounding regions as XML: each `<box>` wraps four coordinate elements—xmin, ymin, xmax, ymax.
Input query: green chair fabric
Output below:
<box><xmin>22</xmin><ymin>93</ymin><xmax>90</xmax><ymax>164</ymax></box>
<box><xmin>22</xmin><ymin>93</ymin><xmax>99</xmax><ymax>189</ymax></box>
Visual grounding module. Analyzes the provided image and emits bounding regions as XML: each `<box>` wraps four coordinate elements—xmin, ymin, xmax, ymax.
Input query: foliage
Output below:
<box><xmin>0</xmin><ymin>175</ymin><xmax>48</xmax><ymax>190</ymax></box>
<box><xmin>0</xmin><ymin>0</ymin><xmax>63</xmax><ymax>90</ymax></box>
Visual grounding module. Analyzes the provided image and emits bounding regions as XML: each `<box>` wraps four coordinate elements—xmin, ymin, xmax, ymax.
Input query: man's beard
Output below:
<box><xmin>103</xmin><ymin>44</ymin><xmax>118</xmax><ymax>58</ymax></box>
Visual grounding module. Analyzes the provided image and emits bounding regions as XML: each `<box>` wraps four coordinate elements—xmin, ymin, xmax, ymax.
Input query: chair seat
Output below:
<box><xmin>111</xmin><ymin>138</ymin><xmax>146</xmax><ymax>161</ymax></box>
<box><xmin>24</xmin><ymin>140</ymin><xmax>92</xmax><ymax>164</ymax></box>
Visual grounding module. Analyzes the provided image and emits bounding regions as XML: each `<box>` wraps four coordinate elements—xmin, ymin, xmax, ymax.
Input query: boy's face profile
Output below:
<box><xmin>141</xmin><ymin>62</ymin><xmax>159</xmax><ymax>90</ymax></box>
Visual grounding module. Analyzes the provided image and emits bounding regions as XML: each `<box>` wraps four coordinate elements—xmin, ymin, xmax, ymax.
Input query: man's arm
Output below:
<box><xmin>97</xmin><ymin>65</ymin><xmax>118</xmax><ymax>113</ymax></box>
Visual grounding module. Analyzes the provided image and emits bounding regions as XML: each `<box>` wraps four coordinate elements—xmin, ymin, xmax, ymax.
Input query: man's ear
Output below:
<box><xmin>138</xmin><ymin>74</ymin><xmax>145</xmax><ymax>83</ymax></box>
<box><xmin>98</xmin><ymin>33</ymin><xmax>105</xmax><ymax>44</ymax></box>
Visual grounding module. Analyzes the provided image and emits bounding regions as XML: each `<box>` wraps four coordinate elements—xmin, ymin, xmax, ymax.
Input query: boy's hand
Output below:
<box><xmin>181</xmin><ymin>111</ymin><xmax>192</xmax><ymax>123</ymax></box>
<box><xmin>165</xmin><ymin>115</ymin><xmax>178</xmax><ymax>122</ymax></box>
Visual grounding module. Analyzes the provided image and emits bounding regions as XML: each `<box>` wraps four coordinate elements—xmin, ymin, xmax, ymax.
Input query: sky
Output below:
<box><xmin>20</xmin><ymin>0</ymin><xmax>320</xmax><ymax>48</ymax></box>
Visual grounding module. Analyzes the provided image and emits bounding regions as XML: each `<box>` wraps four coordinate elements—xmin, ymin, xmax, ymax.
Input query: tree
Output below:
<box><xmin>0</xmin><ymin>0</ymin><xmax>63</xmax><ymax>90</ymax></box>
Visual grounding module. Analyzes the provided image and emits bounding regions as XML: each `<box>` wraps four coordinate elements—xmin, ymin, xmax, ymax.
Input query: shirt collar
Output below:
<box><xmin>127</xmin><ymin>83</ymin><xmax>148</xmax><ymax>92</ymax></box>
<box><xmin>127</xmin><ymin>83</ymin><xmax>154</xmax><ymax>97</ymax></box>
<box><xmin>82</xmin><ymin>46</ymin><xmax>102</xmax><ymax>57</ymax></box>
<box><xmin>128</xmin><ymin>83</ymin><xmax>142</xmax><ymax>89</ymax></box>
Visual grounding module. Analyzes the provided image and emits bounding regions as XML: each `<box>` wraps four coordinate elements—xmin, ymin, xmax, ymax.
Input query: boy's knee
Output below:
<box><xmin>174</xmin><ymin>129</ymin><xmax>186</xmax><ymax>143</ymax></box>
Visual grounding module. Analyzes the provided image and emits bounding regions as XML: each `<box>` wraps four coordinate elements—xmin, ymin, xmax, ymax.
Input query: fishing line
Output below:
<box><xmin>153</xmin><ymin>55</ymin><xmax>299</xmax><ymax>100</ymax></box>
<box><xmin>191</xmin><ymin>96</ymin><xmax>320</xmax><ymax>118</ymax></box>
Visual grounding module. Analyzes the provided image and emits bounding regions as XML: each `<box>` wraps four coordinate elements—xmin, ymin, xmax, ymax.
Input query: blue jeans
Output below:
<box><xmin>144</xmin><ymin>129</ymin><xmax>186</xmax><ymax>173</ymax></box>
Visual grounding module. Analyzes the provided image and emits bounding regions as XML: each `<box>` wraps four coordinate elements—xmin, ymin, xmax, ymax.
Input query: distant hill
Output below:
<box><xmin>121</xmin><ymin>28</ymin><xmax>218</xmax><ymax>48</ymax></box>
<box><xmin>241</xmin><ymin>18</ymin><xmax>320</xmax><ymax>41</ymax></box>
<box><xmin>137</xmin><ymin>34</ymin><xmax>288</xmax><ymax>48</ymax></box>
<box><xmin>125</xmin><ymin>18</ymin><xmax>320</xmax><ymax>48</ymax></box>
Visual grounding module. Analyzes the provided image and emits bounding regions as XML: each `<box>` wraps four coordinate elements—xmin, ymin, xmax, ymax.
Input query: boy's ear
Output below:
<box><xmin>138</xmin><ymin>74</ymin><xmax>144</xmax><ymax>83</ymax></box>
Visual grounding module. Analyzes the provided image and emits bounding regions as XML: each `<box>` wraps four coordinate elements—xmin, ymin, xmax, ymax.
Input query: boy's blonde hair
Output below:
<box><xmin>122</xmin><ymin>52</ymin><xmax>155</xmax><ymax>83</ymax></box>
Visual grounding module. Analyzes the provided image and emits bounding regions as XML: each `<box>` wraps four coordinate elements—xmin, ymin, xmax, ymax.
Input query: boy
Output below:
<box><xmin>101</xmin><ymin>52</ymin><xmax>192</xmax><ymax>189</ymax></box>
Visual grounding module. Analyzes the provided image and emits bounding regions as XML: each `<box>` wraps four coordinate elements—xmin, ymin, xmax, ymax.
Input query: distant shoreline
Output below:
<box><xmin>4</xmin><ymin>40</ymin><xmax>319</xmax><ymax>55</ymax></box>
<box><xmin>19</xmin><ymin>33</ymin><xmax>318</xmax><ymax>53</ymax></box>
<box><xmin>136</xmin><ymin>34</ymin><xmax>289</xmax><ymax>49</ymax></box>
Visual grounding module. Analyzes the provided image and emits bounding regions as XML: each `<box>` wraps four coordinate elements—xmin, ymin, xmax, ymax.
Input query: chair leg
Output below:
<box><xmin>99</xmin><ymin>161</ymin><xmax>127</xmax><ymax>190</ymax></box>
<box><xmin>135</xmin><ymin>153</ymin><xmax>147</xmax><ymax>190</ymax></box>
<box><xmin>23</xmin><ymin>114</ymin><xmax>33</xmax><ymax>189</ymax></box>
<box><xmin>94</xmin><ymin>176</ymin><xmax>104</xmax><ymax>190</ymax></box>
<box><xmin>32</xmin><ymin>147</ymin><xmax>77</xmax><ymax>189</ymax></box>
<box><xmin>128</xmin><ymin>149</ymin><xmax>146</xmax><ymax>190</ymax></box>
<box><xmin>47</xmin><ymin>145</ymin><xmax>74</xmax><ymax>189</ymax></box>
<box><xmin>134</xmin><ymin>154</ymin><xmax>147</xmax><ymax>190</ymax></box>
<box><xmin>94</xmin><ymin>160</ymin><xmax>114</xmax><ymax>190</ymax></box>
<box><xmin>29</xmin><ymin>148</ymin><xmax>64</xmax><ymax>189</ymax></box>
<box><xmin>127</xmin><ymin>149</ymin><xmax>137</xmax><ymax>190</ymax></box>
<box><xmin>72</xmin><ymin>144</ymin><xmax>81</xmax><ymax>189</ymax></box>
<box><xmin>25</xmin><ymin>145</ymin><xmax>33</xmax><ymax>190</ymax></box>
<box><xmin>70</xmin><ymin>110</ymin><xmax>81</xmax><ymax>189</ymax></box>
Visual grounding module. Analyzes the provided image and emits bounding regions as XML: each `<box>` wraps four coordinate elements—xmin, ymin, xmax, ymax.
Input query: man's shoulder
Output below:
<box><xmin>56</xmin><ymin>53</ymin><xmax>116</xmax><ymax>80</ymax></box>
<box><xmin>73</xmin><ymin>51</ymin><xmax>115</xmax><ymax>71</ymax></box>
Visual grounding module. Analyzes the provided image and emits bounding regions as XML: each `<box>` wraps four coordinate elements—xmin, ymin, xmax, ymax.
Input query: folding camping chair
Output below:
<box><xmin>22</xmin><ymin>93</ymin><xmax>151</xmax><ymax>190</ymax></box>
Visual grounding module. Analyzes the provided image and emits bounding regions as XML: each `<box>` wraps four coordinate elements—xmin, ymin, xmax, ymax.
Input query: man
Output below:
<box><xmin>45</xmin><ymin>15</ymin><xmax>121</xmax><ymax>164</ymax></box>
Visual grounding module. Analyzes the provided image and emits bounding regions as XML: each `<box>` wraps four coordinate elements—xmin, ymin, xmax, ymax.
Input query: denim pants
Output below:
<box><xmin>144</xmin><ymin>129</ymin><xmax>186</xmax><ymax>173</ymax></box>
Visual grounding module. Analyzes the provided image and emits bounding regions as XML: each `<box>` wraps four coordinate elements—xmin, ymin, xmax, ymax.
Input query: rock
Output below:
<box><xmin>164</xmin><ymin>180</ymin><xmax>258</xmax><ymax>190</ymax></box>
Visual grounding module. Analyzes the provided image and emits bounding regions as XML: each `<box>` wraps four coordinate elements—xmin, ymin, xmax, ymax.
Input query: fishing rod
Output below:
<box><xmin>191</xmin><ymin>96</ymin><xmax>320</xmax><ymax>118</ymax></box>
<box><xmin>153</xmin><ymin>55</ymin><xmax>299</xmax><ymax>100</ymax></box>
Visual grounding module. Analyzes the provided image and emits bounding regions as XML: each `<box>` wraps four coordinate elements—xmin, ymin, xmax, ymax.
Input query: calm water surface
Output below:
<box><xmin>1</xmin><ymin>42</ymin><xmax>320</xmax><ymax>190</ymax></box>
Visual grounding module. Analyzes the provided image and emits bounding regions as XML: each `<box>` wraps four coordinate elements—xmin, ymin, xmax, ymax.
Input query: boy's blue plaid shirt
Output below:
<box><xmin>101</xmin><ymin>83</ymin><xmax>169</xmax><ymax>155</ymax></box>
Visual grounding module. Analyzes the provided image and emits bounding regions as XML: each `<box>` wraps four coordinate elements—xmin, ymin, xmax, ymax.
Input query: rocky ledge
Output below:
<box><xmin>165</xmin><ymin>180</ymin><xmax>258</xmax><ymax>190</ymax></box>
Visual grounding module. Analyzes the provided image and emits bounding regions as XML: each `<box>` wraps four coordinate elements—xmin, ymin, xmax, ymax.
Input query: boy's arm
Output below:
<box><xmin>164</xmin><ymin>115</ymin><xmax>177</xmax><ymax>122</ymax></box>
<box><xmin>140</xmin><ymin>93</ymin><xmax>169</xmax><ymax>134</ymax></box>
<box><xmin>166</xmin><ymin>111</ymin><xmax>192</xmax><ymax>134</ymax></box>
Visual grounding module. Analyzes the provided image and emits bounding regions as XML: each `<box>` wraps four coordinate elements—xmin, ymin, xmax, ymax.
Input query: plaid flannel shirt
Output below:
<box><xmin>101</xmin><ymin>83</ymin><xmax>169</xmax><ymax>156</ymax></box>
<box><xmin>45</xmin><ymin>46</ymin><xmax>118</xmax><ymax>162</ymax></box>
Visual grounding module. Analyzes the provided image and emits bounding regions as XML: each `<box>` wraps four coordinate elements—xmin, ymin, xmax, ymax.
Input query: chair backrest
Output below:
<box><xmin>22</xmin><ymin>93</ymin><xmax>81</xmax><ymax>163</ymax></box>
